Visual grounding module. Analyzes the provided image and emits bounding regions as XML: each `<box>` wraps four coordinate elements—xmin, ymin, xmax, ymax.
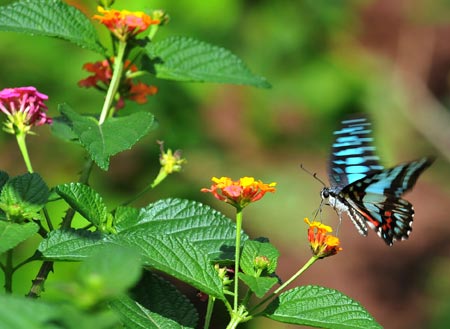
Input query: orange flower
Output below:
<box><xmin>78</xmin><ymin>59</ymin><xmax>157</xmax><ymax>108</ymax></box>
<box><xmin>128</xmin><ymin>82</ymin><xmax>158</xmax><ymax>104</ymax></box>
<box><xmin>304</xmin><ymin>218</ymin><xmax>342</xmax><ymax>258</ymax></box>
<box><xmin>93</xmin><ymin>6</ymin><xmax>160</xmax><ymax>41</ymax></box>
<box><xmin>201</xmin><ymin>176</ymin><xmax>276</xmax><ymax>209</ymax></box>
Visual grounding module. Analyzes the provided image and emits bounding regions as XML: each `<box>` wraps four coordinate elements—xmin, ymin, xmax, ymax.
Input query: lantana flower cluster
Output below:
<box><xmin>304</xmin><ymin>218</ymin><xmax>342</xmax><ymax>258</ymax></box>
<box><xmin>78</xmin><ymin>59</ymin><xmax>157</xmax><ymax>109</ymax></box>
<box><xmin>0</xmin><ymin>86</ymin><xmax>52</xmax><ymax>135</ymax></box>
<box><xmin>201</xmin><ymin>176</ymin><xmax>276</xmax><ymax>210</ymax></box>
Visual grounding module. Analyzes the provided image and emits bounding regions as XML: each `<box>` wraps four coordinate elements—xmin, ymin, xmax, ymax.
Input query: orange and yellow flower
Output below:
<box><xmin>304</xmin><ymin>218</ymin><xmax>342</xmax><ymax>258</ymax></box>
<box><xmin>93</xmin><ymin>6</ymin><xmax>160</xmax><ymax>41</ymax></box>
<box><xmin>201</xmin><ymin>176</ymin><xmax>276</xmax><ymax>209</ymax></box>
<box><xmin>78</xmin><ymin>59</ymin><xmax>157</xmax><ymax>109</ymax></box>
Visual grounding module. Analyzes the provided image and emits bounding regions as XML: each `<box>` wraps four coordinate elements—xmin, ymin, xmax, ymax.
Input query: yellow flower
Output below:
<box><xmin>201</xmin><ymin>176</ymin><xmax>276</xmax><ymax>209</ymax></box>
<box><xmin>304</xmin><ymin>218</ymin><xmax>342</xmax><ymax>258</ymax></box>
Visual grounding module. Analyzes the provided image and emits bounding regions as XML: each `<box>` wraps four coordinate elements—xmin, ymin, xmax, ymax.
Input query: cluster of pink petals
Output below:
<box><xmin>0</xmin><ymin>86</ymin><xmax>52</xmax><ymax>127</ymax></box>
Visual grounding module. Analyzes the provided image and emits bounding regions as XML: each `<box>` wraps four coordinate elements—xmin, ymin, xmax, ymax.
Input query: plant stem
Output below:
<box><xmin>249</xmin><ymin>256</ymin><xmax>318</xmax><ymax>314</ymax></box>
<box><xmin>27</xmin><ymin>158</ymin><xmax>94</xmax><ymax>297</ymax></box>
<box><xmin>203</xmin><ymin>296</ymin><xmax>215</xmax><ymax>329</ymax></box>
<box><xmin>4</xmin><ymin>249</ymin><xmax>13</xmax><ymax>293</ymax></box>
<box><xmin>16</xmin><ymin>132</ymin><xmax>33</xmax><ymax>173</ymax></box>
<box><xmin>233</xmin><ymin>209</ymin><xmax>243</xmax><ymax>312</ymax></box>
<box><xmin>98</xmin><ymin>40</ymin><xmax>127</xmax><ymax>125</ymax></box>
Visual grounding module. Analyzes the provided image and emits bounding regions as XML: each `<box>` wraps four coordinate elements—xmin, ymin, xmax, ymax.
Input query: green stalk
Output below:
<box><xmin>4</xmin><ymin>249</ymin><xmax>13</xmax><ymax>293</ymax></box>
<box><xmin>16</xmin><ymin>132</ymin><xmax>33</xmax><ymax>173</ymax></box>
<box><xmin>249</xmin><ymin>256</ymin><xmax>318</xmax><ymax>314</ymax></box>
<box><xmin>98</xmin><ymin>40</ymin><xmax>127</xmax><ymax>125</ymax></box>
<box><xmin>233</xmin><ymin>209</ymin><xmax>243</xmax><ymax>312</ymax></box>
<box><xmin>203</xmin><ymin>296</ymin><xmax>215</xmax><ymax>329</ymax></box>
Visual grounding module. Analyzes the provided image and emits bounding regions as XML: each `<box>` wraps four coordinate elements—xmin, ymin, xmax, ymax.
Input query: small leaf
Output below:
<box><xmin>145</xmin><ymin>36</ymin><xmax>271</xmax><ymax>88</ymax></box>
<box><xmin>60</xmin><ymin>105</ymin><xmax>156</xmax><ymax>170</ymax></box>
<box><xmin>239</xmin><ymin>274</ymin><xmax>278</xmax><ymax>298</ymax></box>
<box><xmin>0</xmin><ymin>221</ymin><xmax>39</xmax><ymax>254</ymax></box>
<box><xmin>264</xmin><ymin>285</ymin><xmax>382</xmax><ymax>329</ymax></box>
<box><xmin>240</xmin><ymin>239</ymin><xmax>280</xmax><ymax>276</ymax></box>
<box><xmin>111</xmin><ymin>272</ymin><xmax>198</xmax><ymax>328</ymax></box>
<box><xmin>50</xmin><ymin>115</ymin><xmax>78</xmax><ymax>142</ymax></box>
<box><xmin>115</xmin><ymin>198</ymin><xmax>248</xmax><ymax>261</ymax></box>
<box><xmin>0</xmin><ymin>0</ymin><xmax>103</xmax><ymax>53</ymax></box>
<box><xmin>56</xmin><ymin>183</ymin><xmax>107</xmax><ymax>228</ymax></box>
<box><xmin>0</xmin><ymin>173</ymin><xmax>49</xmax><ymax>221</ymax></box>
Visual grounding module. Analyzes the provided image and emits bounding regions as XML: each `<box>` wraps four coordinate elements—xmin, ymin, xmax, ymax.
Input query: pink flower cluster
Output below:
<box><xmin>0</xmin><ymin>87</ymin><xmax>52</xmax><ymax>129</ymax></box>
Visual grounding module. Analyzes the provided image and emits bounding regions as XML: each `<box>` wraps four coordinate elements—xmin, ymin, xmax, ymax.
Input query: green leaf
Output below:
<box><xmin>240</xmin><ymin>239</ymin><xmax>280</xmax><ymax>276</ymax></box>
<box><xmin>56</xmin><ymin>183</ymin><xmax>107</xmax><ymax>228</ymax></box>
<box><xmin>110</xmin><ymin>296</ymin><xmax>189</xmax><ymax>329</ymax></box>
<box><xmin>0</xmin><ymin>294</ymin><xmax>118</xmax><ymax>329</ymax></box>
<box><xmin>0</xmin><ymin>221</ymin><xmax>39</xmax><ymax>254</ymax></box>
<box><xmin>264</xmin><ymin>285</ymin><xmax>382</xmax><ymax>329</ymax></box>
<box><xmin>78</xmin><ymin>245</ymin><xmax>142</xmax><ymax>298</ymax></box>
<box><xmin>112</xmin><ymin>233</ymin><xmax>224</xmax><ymax>299</ymax></box>
<box><xmin>39</xmin><ymin>229</ymin><xmax>105</xmax><ymax>260</ymax></box>
<box><xmin>115</xmin><ymin>198</ymin><xmax>248</xmax><ymax>261</ymax></box>
<box><xmin>240</xmin><ymin>274</ymin><xmax>278</xmax><ymax>298</ymax></box>
<box><xmin>0</xmin><ymin>173</ymin><xmax>49</xmax><ymax>221</ymax></box>
<box><xmin>0</xmin><ymin>171</ymin><xmax>9</xmax><ymax>192</ymax></box>
<box><xmin>111</xmin><ymin>272</ymin><xmax>198</xmax><ymax>328</ymax></box>
<box><xmin>145</xmin><ymin>36</ymin><xmax>271</xmax><ymax>88</ymax></box>
<box><xmin>50</xmin><ymin>115</ymin><xmax>78</xmax><ymax>142</ymax></box>
<box><xmin>60</xmin><ymin>105</ymin><xmax>156</xmax><ymax>170</ymax></box>
<box><xmin>0</xmin><ymin>0</ymin><xmax>103</xmax><ymax>53</ymax></box>
<box><xmin>39</xmin><ymin>228</ymin><xmax>225</xmax><ymax>299</ymax></box>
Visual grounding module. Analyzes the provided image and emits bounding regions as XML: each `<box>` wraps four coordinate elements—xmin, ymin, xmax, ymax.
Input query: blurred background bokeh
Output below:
<box><xmin>1</xmin><ymin>0</ymin><xmax>449</xmax><ymax>328</ymax></box>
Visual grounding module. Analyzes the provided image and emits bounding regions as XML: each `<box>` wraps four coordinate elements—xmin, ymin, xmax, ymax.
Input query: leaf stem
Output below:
<box><xmin>233</xmin><ymin>209</ymin><xmax>243</xmax><ymax>312</ymax></box>
<box><xmin>98</xmin><ymin>40</ymin><xmax>127</xmax><ymax>125</ymax></box>
<box><xmin>15</xmin><ymin>132</ymin><xmax>33</xmax><ymax>173</ymax></box>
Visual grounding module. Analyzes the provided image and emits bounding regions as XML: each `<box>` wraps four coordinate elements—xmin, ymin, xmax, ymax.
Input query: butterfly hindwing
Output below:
<box><xmin>323</xmin><ymin>115</ymin><xmax>434</xmax><ymax>246</ymax></box>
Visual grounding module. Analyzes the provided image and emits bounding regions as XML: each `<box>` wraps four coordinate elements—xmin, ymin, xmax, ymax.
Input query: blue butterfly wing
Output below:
<box><xmin>341</xmin><ymin>157</ymin><xmax>434</xmax><ymax>245</ymax></box>
<box><xmin>328</xmin><ymin>116</ymin><xmax>384</xmax><ymax>191</ymax></box>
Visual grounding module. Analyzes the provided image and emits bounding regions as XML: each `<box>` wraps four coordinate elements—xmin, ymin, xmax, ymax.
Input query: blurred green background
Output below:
<box><xmin>1</xmin><ymin>0</ymin><xmax>449</xmax><ymax>328</ymax></box>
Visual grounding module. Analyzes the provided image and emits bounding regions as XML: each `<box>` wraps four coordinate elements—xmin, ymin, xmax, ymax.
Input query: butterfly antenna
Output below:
<box><xmin>300</xmin><ymin>164</ymin><xmax>327</xmax><ymax>187</ymax></box>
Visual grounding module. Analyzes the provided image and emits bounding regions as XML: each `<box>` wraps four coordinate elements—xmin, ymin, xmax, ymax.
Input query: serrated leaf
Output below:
<box><xmin>39</xmin><ymin>229</ymin><xmax>105</xmax><ymax>260</ymax></box>
<box><xmin>264</xmin><ymin>285</ymin><xmax>382</xmax><ymax>329</ymax></box>
<box><xmin>56</xmin><ymin>183</ymin><xmax>107</xmax><ymax>227</ymax></box>
<box><xmin>0</xmin><ymin>171</ymin><xmax>9</xmax><ymax>192</ymax></box>
<box><xmin>0</xmin><ymin>173</ymin><xmax>49</xmax><ymax>221</ymax></box>
<box><xmin>50</xmin><ymin>115</ymin><xmax>78</xmax><ymax>142</ymax></box>
<box><xmin>240</xmin><ymin>239</ymin><xmax>280</xmax><ymax>276</ymax></box>
<box><xmin>110</xmin><ymin>296</ymin><xmax>188</xmax><ymax>329</ymax></box>
<box><xmin>112</xmin><ymin>233</ymin><xmax>224</xmax><ymax>299</ymax></box>
<box><xmin>60</xmin><ymin>105</ymin><xmax>156</xmax><ymax>170</ymax></box>
<box><xmin>115</xmin><ymin>198</ymin><xmax>248</xmax><ymax>261</ymax></box>
<box><xmin>111</xmin><ymin>271</ymin><xmax>198</xmax><ymax>328</ymax></box>
<box><xmin>145</xmin><ymin>36</ymin><xmax>271</xmax><ymax>88</ymax></box>
<box><xmin>239</xmin><ymin>274</ymin><xmax>278</xmax><ymax>298</ymax></box>
<box><xmin>39</xmin><ymin>228</ymin><xmax>225</xmax><ymax>299</ymax></box>
<box><xmin>0</xmin><ymin>221</ymin><xmax>39</xmax><ymax>254</ymax></box>
<box><xmin>0</xmin><ymin>0</ymin><xmax>103</xmax><ymax>53</ymax></box>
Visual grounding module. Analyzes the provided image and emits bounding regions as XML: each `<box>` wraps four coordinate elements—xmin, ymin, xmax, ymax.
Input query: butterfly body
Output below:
<box><xmin>322</xmin><ymin>116</ymin><xmax>434</xmax><ymax>246</ymax></box>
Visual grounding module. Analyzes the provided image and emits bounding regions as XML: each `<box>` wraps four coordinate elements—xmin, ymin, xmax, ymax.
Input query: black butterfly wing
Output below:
<box><xmin>341</xmin><ymin>157</ymin><xmax>435</xmax><ymax>245</ymax></box>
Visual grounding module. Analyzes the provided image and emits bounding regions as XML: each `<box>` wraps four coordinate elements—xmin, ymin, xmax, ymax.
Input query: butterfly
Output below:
<box><xmin>320</xmin><ymin>116</ymin><xmax>434</xmax><ymax>246</ymax></box>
